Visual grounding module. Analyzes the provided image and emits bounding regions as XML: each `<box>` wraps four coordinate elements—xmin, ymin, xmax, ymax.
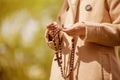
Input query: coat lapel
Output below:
<box><xmin>57</xmin><ymin>0</ymin><xmax>79</xmax><ymax>26</ymax></box>
<box><xmin>67</xmin><ymin>0</ymin><xmax>76</xmax><ymax>19</ymax></box>
<box><xmin>57</xmin><ymin>0</ymin><xmax>68</xmax><ymax>26</ymax></box>
<box><xmin>67</xmin><ymin>0</ymin><xmax>79</xmax><ymax>23</ymax></box>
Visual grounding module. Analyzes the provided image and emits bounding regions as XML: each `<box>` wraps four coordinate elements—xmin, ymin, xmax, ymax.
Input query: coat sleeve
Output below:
<box><xmin>83</xmin><ymin>0</ymin><xmax>120</xmax><ymax>47</ymax></box>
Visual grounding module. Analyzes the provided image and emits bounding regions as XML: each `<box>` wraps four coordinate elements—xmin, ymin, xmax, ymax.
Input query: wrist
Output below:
<box><xmin>79</xmin><ymin>22</ymin><xmax>86</xmax><ymax>40</ymax></box>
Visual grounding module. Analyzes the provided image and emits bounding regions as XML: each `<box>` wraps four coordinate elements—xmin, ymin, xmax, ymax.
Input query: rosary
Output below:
<box><xmin>51</xmin><ymin>24</ymin><xmax>75</xmax><ymax>79</ymax></box>
<box><xmin>50</xmin><ymin>0</ymin><xmax>80</xmax><ymax>79</ymax></box>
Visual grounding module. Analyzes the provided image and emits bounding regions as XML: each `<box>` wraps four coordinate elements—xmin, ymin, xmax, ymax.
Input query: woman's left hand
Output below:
<box><xmin>62</xmin><ymin>22</ymin><xmax>86</xmax><ymax>37</ymax></box>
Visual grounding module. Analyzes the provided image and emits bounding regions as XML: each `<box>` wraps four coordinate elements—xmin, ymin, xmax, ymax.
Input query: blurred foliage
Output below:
<box><xmin>0</xmin><ymin>0</ymin><xmax>63</xmax><ymax>80</ymax></box>
<box><xmin>0</xmin><ymin>0</ymin><xmax>63</xmax><ymax>21</ymax></box>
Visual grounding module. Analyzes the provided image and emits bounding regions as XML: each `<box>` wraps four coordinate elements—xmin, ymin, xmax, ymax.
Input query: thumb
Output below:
<box><xmin>62</xmin><ymin>28</ymin><xmax>72</xmax><ymax>32</ymax></box>
<box><xmin>62</xmin><ymin>29</ymin><xmax>69</xmax><ymax>33</ymax></box>
<box><xmin>62</xmin><ymin>28</ymin><xmax>73</xmax><ymax>36</ymax></box>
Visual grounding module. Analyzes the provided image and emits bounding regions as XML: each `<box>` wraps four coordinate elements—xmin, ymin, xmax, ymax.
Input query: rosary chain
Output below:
<box><xmin>51</xmin><ymin>25</ymin><xmax>75</xmax><ymax>79</ymax></box>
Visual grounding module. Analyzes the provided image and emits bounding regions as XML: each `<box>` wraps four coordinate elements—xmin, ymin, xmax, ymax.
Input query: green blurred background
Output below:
<box><xmin>0</xmin><ymin>0</ymin><xmax>63</xmax><ymax>80</ymax></box>
<box><xmin>0</xmin><ymin>0</ymin><xmax>120</xmax><ymax>80</ymax></box>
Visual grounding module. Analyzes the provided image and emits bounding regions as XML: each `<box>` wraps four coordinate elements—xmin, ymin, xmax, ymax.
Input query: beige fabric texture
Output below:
<box><xmin>45</xmin><ymin>0</ymin><xmax>120</xmax><ymax>80</ymax></box>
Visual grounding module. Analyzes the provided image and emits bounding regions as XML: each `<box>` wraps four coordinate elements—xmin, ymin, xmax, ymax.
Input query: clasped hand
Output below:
<box><xmin>46</xmin><ymin>22</ymin><xmax>86</xmax><ymax>41</ymax></box>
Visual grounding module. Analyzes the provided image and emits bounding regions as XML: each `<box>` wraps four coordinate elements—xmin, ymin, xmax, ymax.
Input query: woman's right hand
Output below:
<box><xmin>45</xmin><ymin>22</ymin><xmax>60</xmax><ymax>41</ymax></box>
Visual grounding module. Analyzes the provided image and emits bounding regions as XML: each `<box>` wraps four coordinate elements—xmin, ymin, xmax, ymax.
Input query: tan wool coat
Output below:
<box><xmin>45</xmin><ymin>0</ymin><xmax>120</xmax><ymax>80</ymax></box>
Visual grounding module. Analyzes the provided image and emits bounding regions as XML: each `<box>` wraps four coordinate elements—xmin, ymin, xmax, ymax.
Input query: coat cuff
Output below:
<box><xmin>82</xmin><ymin>22</ymin><xmax>102</xmax><ymax>42</ymax></box>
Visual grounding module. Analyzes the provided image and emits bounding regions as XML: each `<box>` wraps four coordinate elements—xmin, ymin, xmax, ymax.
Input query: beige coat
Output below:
<box><xmin>45</xmin><ymin>0</ymin><xmax>120</xmax><ymax>80</ymax></box>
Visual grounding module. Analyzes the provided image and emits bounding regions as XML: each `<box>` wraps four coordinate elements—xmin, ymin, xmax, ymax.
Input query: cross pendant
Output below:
<box><xmin>54</xmin><ymin>52</ymin><xmax>62</xmax><ymax>67</ymax></box>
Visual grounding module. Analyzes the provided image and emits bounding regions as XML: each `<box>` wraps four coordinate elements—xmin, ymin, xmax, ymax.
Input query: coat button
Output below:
<box><xmin>85</xmin><ymin>4</ymin><xmax>92</xmax><ymax>11</ymax></box>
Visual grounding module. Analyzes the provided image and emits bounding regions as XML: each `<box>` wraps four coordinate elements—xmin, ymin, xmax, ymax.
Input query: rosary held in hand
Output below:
<box><xmin>51</xmin><ymin>24</ymin><xmax>75</xmax><ymax>79</ymax></box>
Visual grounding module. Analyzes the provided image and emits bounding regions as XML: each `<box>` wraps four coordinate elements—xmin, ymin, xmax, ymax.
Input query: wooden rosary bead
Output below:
<box><xmin>52</xmin><ymin>26</ymin><xmax>75</xmax><ymax>79</ymax></box>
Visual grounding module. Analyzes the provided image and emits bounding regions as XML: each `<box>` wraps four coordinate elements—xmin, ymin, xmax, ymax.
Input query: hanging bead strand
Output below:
<box><xmin>52</xmin><ymin>25</ymin><xmax>75</xmax><ymax>79</ymax></box>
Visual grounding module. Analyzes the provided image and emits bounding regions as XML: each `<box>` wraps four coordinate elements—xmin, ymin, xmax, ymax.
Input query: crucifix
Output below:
<box><xmin>54</xmin><ymin>52</ymin><xmax>62</xmax><ymax>67</ymax></box>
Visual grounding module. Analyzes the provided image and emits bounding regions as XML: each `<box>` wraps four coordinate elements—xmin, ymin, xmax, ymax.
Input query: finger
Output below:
<box><xmin>62</xmin><ymin>28</ymin><xmax>72</xmax><ymax>33</ymax></box>
<box><xmin>52</xmin><ymin>22</ymin><xmax>57</xmax><ymax>25</ymax></box>
<box><xmin>47</xmin><ymin>23</ymin><xmax>58</xmax><ymax>29</ymax></box>
<box><xmin>62</xmin><ymin>29</ymin><xmax>71</xmax><ymax>35</ymax></box>
<box><xmin>46</xmin><ymin>22</ymin><xmax>53</xmax><ymax>27</ymax></box>
<box><xmin>62</xmin><ymin>28</ymin><xmax>76</xmax><ymax>36</ymax></box>
<box><xmin>46</xmin><ymin>23</ymin><xmax>53</xmax><ymax>29</ymax></box>
<box><xmin>52</xmin><ymin>22</ymin><xmax>59</xmax><ymax>29</ymax></box>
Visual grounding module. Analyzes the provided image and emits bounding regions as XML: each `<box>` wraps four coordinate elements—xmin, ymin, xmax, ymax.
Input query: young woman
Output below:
<box><xmin>45</xmin><ymin>0</ymin><xmax>120</xmax><ymax>80</ymax></box>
